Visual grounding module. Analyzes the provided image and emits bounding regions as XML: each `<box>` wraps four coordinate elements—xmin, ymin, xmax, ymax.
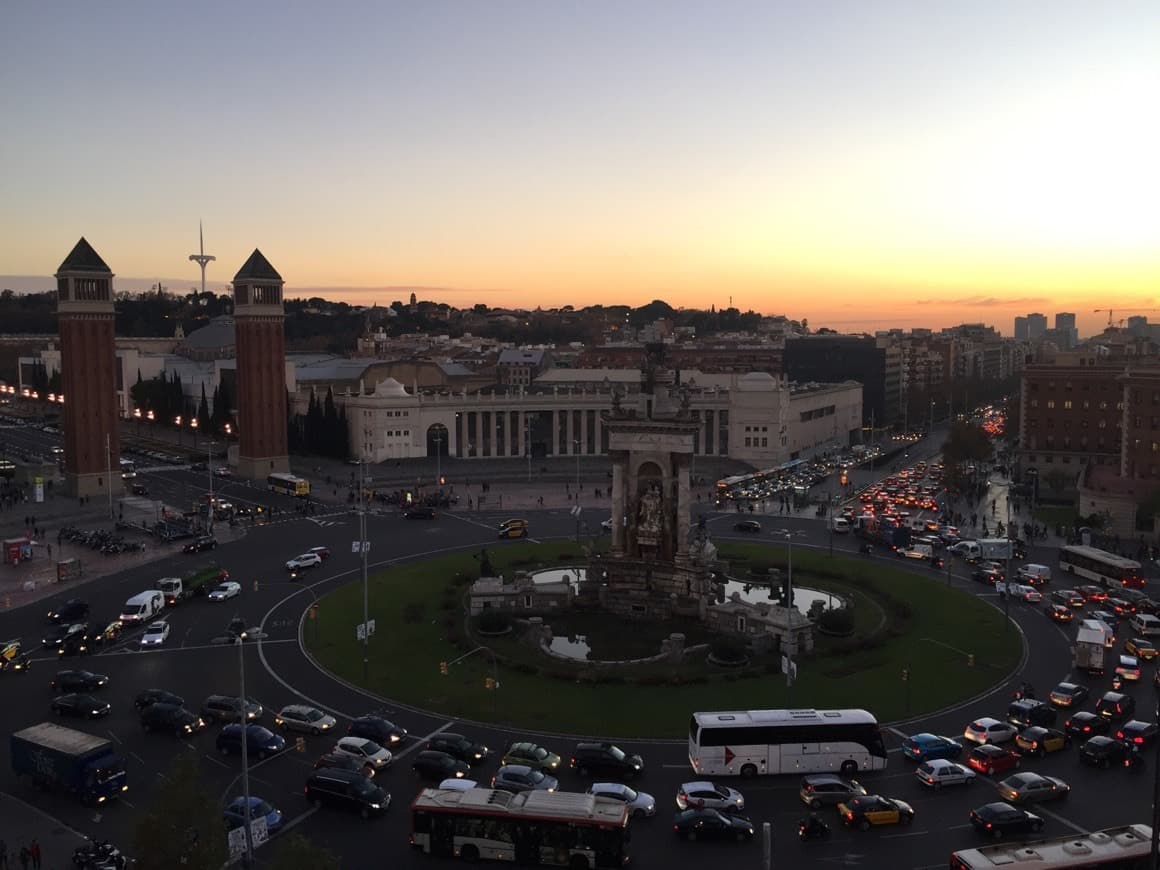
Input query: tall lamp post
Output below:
<box><xmin>175</xmin><ymin>415</ymin><xmax>183</xmax><ymax>446</ymax></box>
<box><xmin>359</xmin><ymin>460</ymin><xmax>369</xmax><ymax>682</ymax></box>
<box><xmin>229</xmin><ymin>620</ymin><xmax>266</xmax><ymax>868</ymax></box>
<box><xmin>134</xmin><ymin>408</ymin><xmax>142</xmax><ymax>436</ymax></box>
<box><xmin>191</xmin><ymin>417</ymin><xmax>199</xmax><ymax>449</ymax></box>
<box><xmin>774</xmin><ymin>529</ymin><xmax>807</xmax><ymax>698</ymax></box>
<box><xmin>574</xmin><ymin>439</ymin><xmax>581</xmax><ymax>498</ymax></box>
<box><xmin>434</xmin><ymin>434</ymin><xmax>443</xmax><ymax>490</ymax></box>
<box><xmin>1151</xmin><ymin>679</ymin><xmax>1160</xmax><ymax>869</ymax></box>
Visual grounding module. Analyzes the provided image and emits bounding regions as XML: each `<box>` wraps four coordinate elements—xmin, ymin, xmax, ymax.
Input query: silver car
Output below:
<box><xmin>997</xmin><ymin>772</ymin><xmax>1070</xmax><ymax>804</ymax></box>
<box><xmin>915</xmin><ymin>759</ymin><xmax>976</xmax><ymax>789</ymax></box>
<box><xmin>275</xmin><ymin>704</ymin><xmax>337</xmax><ymax>735</ymax></box>
<box><xmin>587</xmin><ymin>782</ymin><xmax>656</xmax><ymax>818</ymax></box>
<box><xmin>676</xmin><ymin>781</ymin><xmax>745</xmax><ymax>812</ymax></box>
<box><xmin>963</xmin><ymin>717</ymin><xmax>1017</xmax><ymax>745</ymax></box>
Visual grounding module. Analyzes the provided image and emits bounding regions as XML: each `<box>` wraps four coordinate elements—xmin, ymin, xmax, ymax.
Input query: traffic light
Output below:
<box><xmin>485</xmin><ymin>676</ymin><xmax>497</xmax><ymax>690</ymax></box>
<box><xmin>439</xmin><ymin>475</ymin><xmax>446</xmax><ymax>486</ymax></box>
<box><xmin>439</xmin><ymin>661</ymin><xmax>449</xmax><ymax>676</ymax></box>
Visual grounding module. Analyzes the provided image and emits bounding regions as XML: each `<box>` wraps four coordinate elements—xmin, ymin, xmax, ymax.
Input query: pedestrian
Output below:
<box><xmin>0</xmin><ymin>837</ymin><xmax>8</xmax><ymax>870</ymax></box>
<box><xmin>46</xmin><ymin>544</ymin><xmax>51</xmax><ymax>559</ymax></box>
<box><xmin>16</xmin><ymin>845</ymin><xmax>27</xmax><ymax>870</ymax></box>
<box><xmin>27</xmin><ymin>841</ymin><xmax>38</xmax><ymax>870</ymax></box>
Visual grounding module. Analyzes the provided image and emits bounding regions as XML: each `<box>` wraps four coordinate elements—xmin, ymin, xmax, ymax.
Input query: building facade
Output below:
<box><xmin>783</xmin><ymin>335</ymin><xmax>898</xmax><ymax>426</ymax></box>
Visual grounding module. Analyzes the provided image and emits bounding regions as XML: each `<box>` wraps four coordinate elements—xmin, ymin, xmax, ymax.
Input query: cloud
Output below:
<box><xmin>913</xmin><ymin>295</ymin><xmax>1051</xmax><ymax>307</ymax></box>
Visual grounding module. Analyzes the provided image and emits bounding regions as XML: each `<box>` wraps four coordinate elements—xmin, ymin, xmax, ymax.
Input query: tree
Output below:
<box><xmin>133</xmin><ymin>752</ymin><xmax>227</xmax><ymax>870</ymax></box>
<box><xmin>266</xmin><ymin>833</ymin><xmax>340</xmax><ymax>870</ymax></box>
<box><xmin>197</xmin><ymin>383</ymin><xmax>210</xmax><ymax>429</ymax></box>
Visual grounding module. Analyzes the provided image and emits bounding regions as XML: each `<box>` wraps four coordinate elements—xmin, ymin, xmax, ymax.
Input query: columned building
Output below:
<box><xmin>232</xmin><ymin>250</ymin><xmax>290</xmax><ymax>479</ymax></box>
<box><xmin>55</xmin><ymin>238</ymin><xmax>122</xmax><ymax>498</ymax></box>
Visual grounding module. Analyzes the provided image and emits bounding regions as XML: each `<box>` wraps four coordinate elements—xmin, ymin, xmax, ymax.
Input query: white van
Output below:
<box><xmin>951</xmin><ymin>541</ymin><xmax>981</xmax><ymax>561</ymax></box>
<box><xmin>1130</xmin><ymin>612</ymin><xmax>1160</xmax><ymax>638</ymax></box>
<box><xmin>1017</xmin><ymin>563</ymin><xmax>1052</xmax><ymax>586</ymax></box>
<box><xmin>120</xmin><ymin>590</ymin><xmax>165</xmax><ymax>625</ymax></box>
<box><xmin>831</xmin><ymin>517</ymin><xmax>850</xmax><ymax>534</ymax></box>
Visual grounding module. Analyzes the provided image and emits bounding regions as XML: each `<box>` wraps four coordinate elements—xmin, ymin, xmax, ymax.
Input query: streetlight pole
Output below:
<box><xmin>235</xmin><ymin>633</ymin><xmax>253</xmax><ymax>867</ymax></box>
<box><xmin>434</xmin><ymin>435</ymin><xmax>442</xmax><ymax>488</ymax></box>
<box><xmin>360</xmin><ymin>459</ymin><xmax>369</xmax><ymax>683</ymax></box>
<box><xmin>574</xmin><ymin>439</ymin><xmax>581</xmax><ymax>498</ymax></box>
<box><xmin>105</xmin><ymin>434</ymin><xmax>114</xmax><ymax>520</ymax></box>
<box><xmin>526</xmin><ymin>418</ymin><xmax>531</xmax><ymax>483</ymax></box>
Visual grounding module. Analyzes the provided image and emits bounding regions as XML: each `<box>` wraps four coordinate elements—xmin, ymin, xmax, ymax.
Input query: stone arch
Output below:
<box><xmin>426</xmin><ymin>423</ymin><xmax>449</xmax><ymax>458</ymax></box>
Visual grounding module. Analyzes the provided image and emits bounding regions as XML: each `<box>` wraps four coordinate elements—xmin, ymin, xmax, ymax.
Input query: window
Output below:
<box><xmin>761</xmin><ymin>438</ymin><xmax>768</xmax><ymax>447</ymax></box>
<box><xmin>1046</xmin><ymin>400</ymin><xmax>1055</xmax><ymax>409</ymax></box>
<box><xmin>1030</xmin><ymin>399</ymin><xmax>1039</xmax><ymax>408</ymax></box>
<box><xmin>1083</xmin><ymin>400</ymin><xmax>1090</xmax><ymax>409</ymax></box>
<box><xmin>1063</xmin><ymin>400</ymin><xmax>1072</xmax><ymax>409</ymax></box>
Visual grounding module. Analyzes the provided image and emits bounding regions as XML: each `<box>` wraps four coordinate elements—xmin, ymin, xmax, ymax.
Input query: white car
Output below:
<box><xmin>333</xmin><ymin>736</ymin><xmax>393</xmax><ymax>769</ymax></box>
<box><xmin>438</xmin><ymin>778</ymin><xmax>479</xmax><ymax>791</ymax></box>
<box><xmin>996</xmin><ymin>582</ymin><xmax>1041</xmax><ymax>603</ymax></box>
<box><xmin>214</xmin><ymin>467</ymin><xmax>231</xmax><ymax>478</ymax></box>
<box><xmin>587</xmin><ymin>782</ymin><xmax>656</xmax><ymax>818</ymax></box>
<box><xmin>600</xmin><ymin>518</ymin><xmax>613</xmax><ymax>532</ymax></box>
<box><xmin>140</xmin><ymin>621</ymin><xmax>170</xmax><ymax>648</ymax></box>
<box><xmin>286</xmin><ymin>553</ymin><xmax>323</xmax><ymax>571</ymax></box>
<box><xmin>964</xmin><ymin>717</ymin><xmax>1018</xmax><ymax>745</ymax></box>
<box><xmin>208</xmin><ymin>581</ymin><xmax>241</xmax><ymax>602</ymax></box>
<box><xmin>915</xmin><ymin>759</ymin><xmax>976</xmax><ymax>789</ymax></box>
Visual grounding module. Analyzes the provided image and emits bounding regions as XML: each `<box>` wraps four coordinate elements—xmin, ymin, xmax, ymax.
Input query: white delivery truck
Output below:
<box><xmin>978</xmin><ymin>538</ymin><xmax>1013</xmax><ymax>560</ymax></box>
<box><xmin>1074</xmin><ymin>625</ymin><xmax>1106</xmax><ymax>674</ymax></box>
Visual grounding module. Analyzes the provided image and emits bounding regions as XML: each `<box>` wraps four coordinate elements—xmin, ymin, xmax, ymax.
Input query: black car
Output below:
<box><xmin>51</xmin><ymin>693</ymin><xmax>111</xmax><ymax>719</ymax></box>
<box><xmin>972</xmin><ymin>569</ymin><xmax>1002</xmax><ymax>585</ymax></box>
<box><xmin>1095</xmin><ymin>691</ymin><xmax>1136</xmax><ymax>722</ymax></box>
<box><xmin>1048</xmin><ymin>682</ymin><xmax>1089</xmax><ymax>708</ymax></box>
<box><xmin>413</xmin><ymin>750</ymin><xmax>470</xmax><ymax>780</ymax></box>
<box><xmin>1006</xmin><ymin>699</ymin><xmax>1057</xmax><ymax>729</ymax></box>
<box><xmin>672</xmin><ymin>808</ymin><xmax>755</xmax><ymax>841</ymax></box>
<box><xmin>313</xmin><ymin>753</ymin><xmax>375</xmax><ymax>777</ymax></box>
<box><xmin>140</xmin><ymin>703</ymin><xmax>205</xmax><ymax>736</ymax></box>
<box><xmin>570</xmin><ymin>743</ymin><xmax>644</xmax><ymax>778</ymax></box>
<box><xmin>350</xmin><ymin>715</ymin><xmax>408</xmax><ymax>746</ymax></box>
<box><xmin>43</xmin><ymin>622</ymin><xmax>87</xmax><ymax>649</ymax></box>
<box><xmin>50</xmin><ymin>670</ymin><xmax>108</xmax><ymax>692</ymax></box>
<box><xmin>1116</xmin><ymin>720</ymin><xmax>1159</xmax><ymax>749</ymax></box>
<box><xmin>215</xmin><ymin>724</ymin><xmax>285</xmax><ymax>760</ymax></box>
<box><xmin>734</xmin><ymin>520</ymin><xmax>761</xmax><ymax>533</ymax></box>
<box><xmin>1064</xmin><ymin>711</ymin><xmax>1110</xmax><ymax>739</ymax></box>
<box><xmin>1079</xmin><ymin>735</ymin><xmax>1131</xmax><ymax>769</ymax></box>
<box><xmin>969</xmin><ymin>802</ymin><xmax>1044</xmax><ymax>838</ymax></box>
<box><xmin>426</xmin><ymin>733</ymin><xmax>489</xmax><ymax>765</ymax></box>
<box><xmin>135</xmin><ymin>689</ymin><xmax>185</xmax><ymax>711</ymax></box>
<box><xmin>46</xmin><ymin>599</ymin><xmax>89</xmax><ymax>623</ymax></box>
<box><xmin>184</xmin><ymin>536</ymin><xmax>218</xmax><ymax>553</ymax></box>
<box><xmin>305</xmin><ymin>768</ymin><xmax>389</xmax><ymax>818</ymax></box>
<box><xmin>404</xmin><ymin>506</ymin><xmax>436</xmax><ymax>520</ymax></box>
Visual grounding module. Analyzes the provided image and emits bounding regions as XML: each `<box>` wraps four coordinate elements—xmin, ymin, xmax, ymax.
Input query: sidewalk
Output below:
<box><xmin>0</xmin><ymin>791</ymin><xmax>89</xmax><ymax>869</ymax></box>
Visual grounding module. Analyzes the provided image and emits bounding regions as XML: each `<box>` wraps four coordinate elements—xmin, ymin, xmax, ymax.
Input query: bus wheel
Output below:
<box><xmin>740</xmin><ymin>764</ymin><xmax>757</xmax><ymax>778</ymax></box>
<box><xmin>460</xmin><ymin>845</ymin><xmax>479</xmax><ymax>863</ymax></box>
<box><xmin>840</xmin><ymin>760</ymin><xmax>857</xmax><ymax>777</ymax></box>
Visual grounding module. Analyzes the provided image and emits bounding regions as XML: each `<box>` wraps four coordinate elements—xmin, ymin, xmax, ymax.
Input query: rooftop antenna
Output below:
<box><xmin>188</xmin><ymin>220</ymin><xmax>216</xmax><ymax>295</ymax></box>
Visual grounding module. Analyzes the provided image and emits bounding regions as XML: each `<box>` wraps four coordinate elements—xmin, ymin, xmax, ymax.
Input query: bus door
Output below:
<box><xmin>429</xmin><ymin>814</ymin><xmax>455</xmax><ymax>857</ymax></box>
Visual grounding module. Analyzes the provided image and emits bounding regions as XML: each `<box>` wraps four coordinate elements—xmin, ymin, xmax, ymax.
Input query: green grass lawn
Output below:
<box><xmin>306</xmin><ymin>542</ymin><xmax>1020</xmax><ymax>737</ymax></box>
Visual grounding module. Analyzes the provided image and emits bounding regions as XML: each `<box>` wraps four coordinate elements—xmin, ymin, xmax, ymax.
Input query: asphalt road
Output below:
<box><xmin>0</xmin><ymin>443</ymin><xmax>1153</xmax><ymax>867</ymax></box>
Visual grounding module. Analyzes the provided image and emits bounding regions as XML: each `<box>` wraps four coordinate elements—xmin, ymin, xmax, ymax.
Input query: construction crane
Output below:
<box><xmin>1093</xmin><ymin>307</ymin><xmax>1160</xmax><ymax>328</ymax></box>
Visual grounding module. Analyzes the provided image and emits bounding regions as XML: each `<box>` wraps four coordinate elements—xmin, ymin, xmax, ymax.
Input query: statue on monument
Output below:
<box><xmin>637</xmin><ymin>483</ymin><xmax>662</xmax><ymax>537</ymax></box>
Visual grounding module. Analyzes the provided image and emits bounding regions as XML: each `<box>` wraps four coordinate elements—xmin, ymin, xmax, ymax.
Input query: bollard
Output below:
<box><xmin>253</xmin><ymin>578</ymin><xmax>259</xmax><ymax>592</ymax></box>
<box><xmin>968</xmin><ymin>653</ymin><xmax>975</xmax><ymax>668</ymax></box>
<box><xmin>762</xmin><ymin>821</ymin><xmax>771</xmax><ymax>869</ymax></box>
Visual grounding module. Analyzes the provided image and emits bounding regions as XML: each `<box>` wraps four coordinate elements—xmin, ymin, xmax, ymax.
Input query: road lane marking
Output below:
<box><xmin>205</xmin><ymin>754</ymin><xmax>232</xmax><ymax>769</ymax></box>
<box><xmin>1034</xmin><ymin>805</ymin><xmax>1089</xmax><ymax>835</ymax></box>
<box><xmin>129</xmin><ymin>751</ymin><xmax>145</xmax><ymax>764</ymax></box>
<box><xmin>391</xmin><ymin>721</ymin><xmax>456</xmax><ymax>763</ymax></box>
<box><xmin>886</xmin><ymin>726</ymin><xmax>909</xmax><ymax>740</ymax></box>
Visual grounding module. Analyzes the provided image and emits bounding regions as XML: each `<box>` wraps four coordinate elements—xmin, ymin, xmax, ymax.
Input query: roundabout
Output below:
<box><xmin>302</xmin><ymin>541</ymin><xmax>1021</xmax><ymax>736</ymax></box>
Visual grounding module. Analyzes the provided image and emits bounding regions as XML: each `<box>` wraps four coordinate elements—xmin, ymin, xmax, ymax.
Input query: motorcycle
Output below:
<box><xmin>73</xmin><ymin>840</ymin><xmax>125</xmax><ymax>869</ymax></box>
<box><xmin>1013</xmin><ymin>682</ymin><xmax>1036</xmax><ymax>701</ymax></box>
<box><xmin>859</xmin><ymin>543</ymin><xmax>874</xmax><ymax>555</ymax></box>
<box><xmin>1125</xmin><ymin>745</ymin><xmax>1144</xmax><ymax>774</ymax></box>
<box><xmin>798</xmin><ymin>817</ymin><xmax>831</xmax><ymax>841</ymax></box>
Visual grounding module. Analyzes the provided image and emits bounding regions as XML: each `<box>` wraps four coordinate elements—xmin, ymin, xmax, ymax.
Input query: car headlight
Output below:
<box><xmin>369</xmin><ymin>803</ymin><xmax>381</xmax><ymax>810</ymax></box>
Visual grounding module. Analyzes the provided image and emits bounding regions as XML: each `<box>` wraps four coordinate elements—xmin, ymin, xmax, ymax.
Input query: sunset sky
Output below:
<box><xmin>3</xmin><ymin>1</ymin><xmax>1158</xmax><ymax>335</ymax></box>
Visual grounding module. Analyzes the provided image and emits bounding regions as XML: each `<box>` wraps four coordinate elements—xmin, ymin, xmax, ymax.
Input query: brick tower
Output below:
<box><xmin>55</xmin><ymin>238</ymin><xmax>122</xmax><ymax>499</ymax></box>
<box><xmin>232</xmin><ymin>249</ymin><xmax>289</xmax><ymax>480</ymax></box>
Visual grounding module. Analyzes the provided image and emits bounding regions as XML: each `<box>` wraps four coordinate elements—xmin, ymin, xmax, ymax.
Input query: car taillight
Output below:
<box><xmin>805</xmin><ymin>784</ymin><xmax>813</xmax><ymax>792</ymax></box>
<box><xmin>1135</xmin><ymin>737</ymin><xmax>1145</xmax><ymax>744</ymax></box>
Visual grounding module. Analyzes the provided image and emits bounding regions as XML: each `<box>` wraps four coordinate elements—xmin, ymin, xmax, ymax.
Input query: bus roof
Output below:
<box><xmin>952</xmin><ymin>824</ymin><xmax>1151</xmax><ymax>867</ymax></box>
<box><xmin>1061</xmin><ymin>545</ymin><xmax>1141</xmax><ymax>569</ymax></box>
<box><xmin>693</xmin><ymin>709</ymin><xmax>877</xmax><ymax>727</ymax></box>
<box><xmin>268</xmin><ymin>472</ymin><xmax>305</xmax><ymax>482</ymax></box>
<box><xmin>411</xmin><ymin>788</ymin><xmax>628</xmax><ymax>826</ymax></box>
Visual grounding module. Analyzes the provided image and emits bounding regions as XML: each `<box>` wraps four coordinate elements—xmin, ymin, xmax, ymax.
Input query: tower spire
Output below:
<box><xmin>189</xmin><ymin>220</ymin><xmax>216</xmax><ymax>296</ymax></box>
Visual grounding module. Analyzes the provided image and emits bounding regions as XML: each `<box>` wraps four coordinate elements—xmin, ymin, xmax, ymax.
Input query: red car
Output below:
<box><xmin>967</xmin><ymin>744</ymin><xmax>1021</xmax><ymax>776</ymax></box>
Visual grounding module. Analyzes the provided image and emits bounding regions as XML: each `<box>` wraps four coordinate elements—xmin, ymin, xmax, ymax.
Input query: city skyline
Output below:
<box><xmin>3</xmin><ymin>1</ymin><xmax>1158</xmax><ymax>336</ymax></box>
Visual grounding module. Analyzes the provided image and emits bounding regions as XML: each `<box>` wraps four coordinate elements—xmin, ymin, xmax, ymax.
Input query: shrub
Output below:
<box><xmin>709</xmin><ymin>637</ymin><xmax>749</xmax><ymax>663</ymax></box>
<box><xmin>478</xmin><ymin>609</ymin><xmax>513</xmax><ymax>634</ymax></box>
<box><xmin>818</xmin><ymin>608</ymin><xmax>855</xmax><ymax>636</ymax></box>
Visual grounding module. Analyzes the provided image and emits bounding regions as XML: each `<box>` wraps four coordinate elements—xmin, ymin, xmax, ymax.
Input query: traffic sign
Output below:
<box><xmin>351</xmin><ymin>541</ymin><xmax>371</xmax><ymax>553</ymax></box>
<box><xmin>356</xmin><ymin>619</ymin><xmax>376</xmax><ymax>641</ymax></box>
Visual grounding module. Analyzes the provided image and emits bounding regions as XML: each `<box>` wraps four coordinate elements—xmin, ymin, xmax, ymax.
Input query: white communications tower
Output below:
<box><xmin>188</xmin><ymin>221</ymin><xmax>216</xmax><ymax>294</ymax></box>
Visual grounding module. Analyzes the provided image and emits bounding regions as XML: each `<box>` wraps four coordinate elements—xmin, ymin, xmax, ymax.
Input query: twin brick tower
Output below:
<box><xmin>54</xmin><ymin>238</ymin><xmax>289</xmax><ymax>497</ymax></box>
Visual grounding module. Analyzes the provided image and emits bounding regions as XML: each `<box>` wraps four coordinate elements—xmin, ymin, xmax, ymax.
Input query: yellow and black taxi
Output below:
<box><xmin>497</xmin><ymin>518</ymin><xmax>529</xmax><ymax>539</ymax></box>
<box><xmin>1015</xmin><ymin>726</ymin><xmax>1070</xmax><ymax>757</ymax></box>
<box><xmin>1125</xmin><ymin>637</ymin><xmax>1158</xmax><ymax>661</ymax></box>
<box><xmin>837</xmin><ymin>794</ymin><xmax>915</xmax><ymax>831</ymax></box>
